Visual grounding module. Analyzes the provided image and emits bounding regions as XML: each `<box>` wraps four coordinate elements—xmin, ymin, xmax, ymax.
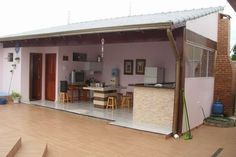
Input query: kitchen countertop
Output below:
<box><xmin>83</xmin><ymin>86</ymin><xmax>121</xmax><ymax>92</ymax></box>
<box><xmin>129</xmin><ymin>83</ymin><xmax>175</xmax><ymax>89</ymax></box>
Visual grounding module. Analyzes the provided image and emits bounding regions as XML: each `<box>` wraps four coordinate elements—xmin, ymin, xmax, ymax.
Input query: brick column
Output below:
<box><xmin>214</xmin><ymin>14</ymin><xmax>234</xmax><ymax>116</ymax></box>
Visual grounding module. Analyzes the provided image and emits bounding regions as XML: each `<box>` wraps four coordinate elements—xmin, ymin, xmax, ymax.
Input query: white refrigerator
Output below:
<box><xmin>144</xmin><ymin>67</ymin><xmax>164</xmax><ymax>84</ymax></box>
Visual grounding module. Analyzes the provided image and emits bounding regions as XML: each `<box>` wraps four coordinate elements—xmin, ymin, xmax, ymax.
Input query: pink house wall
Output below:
<box><xmin>187</xmin><ymin>13</ymin><xmax>218</xmax><ymax>42</ymax></box>
<box><xmin>1</xmin><ymin>41</ymin><xmax>175</xmax><ymax>101</ymax></box>
<box><xmin>0</xmin><ymin>47</ymin><xmax>21</xmax><ymax>94</ymax></box>
<box><xmin>58</xmin><ymin>45</ymin><xmax>100</xmax><ymax>82</ymax></box>
<box><xmin>102</xmin><ymin>42</ymin><xmax>175</xmax><ymax>91</ymax></box>
<box><xmin>57</xmin><ymin>42</ymin><xmax>175</xmax><ymax>95</ymax></box>
<box><xmin>183</xmin><ymin>13</ymin><xmax>218</xmax><ymax>132</ymax></box>
<box><xmin>183</xmin><ymin>77</ymin><xmax>214</xmax><ymax>132</ymax></box>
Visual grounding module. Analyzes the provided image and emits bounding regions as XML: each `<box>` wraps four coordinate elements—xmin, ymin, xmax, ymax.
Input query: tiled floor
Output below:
<box><xmin>24</xmin><ymin>100</ymin><xmax>172</xmax><ymax>135</ymax></box>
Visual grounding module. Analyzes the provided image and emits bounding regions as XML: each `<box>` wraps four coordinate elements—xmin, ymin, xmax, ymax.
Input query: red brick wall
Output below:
<box><xmin>214</xmin><ymin>14</ymin><xmax>234</xmax><ymax>116</ymax></box>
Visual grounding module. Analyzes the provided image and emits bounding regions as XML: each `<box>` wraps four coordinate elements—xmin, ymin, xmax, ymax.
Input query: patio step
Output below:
<box><xmin>0</xmin><ymin>137</ymin><xmax>21</xmax><ymax>157</ymax></box>
<box><xmin>14</xmin><ymin>140</ymin><xmax>47</xmax><ymax>157</ymax></box>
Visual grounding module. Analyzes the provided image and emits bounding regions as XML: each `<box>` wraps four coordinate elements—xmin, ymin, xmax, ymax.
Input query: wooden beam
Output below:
<box><xmin>2</xmin><ymin>29</ymin><xmax>169</xmax><ymax>48</ymax></box>
<box><xmin>166</xmin><ymin>28</ymin><xmax>185</xmax><ymax>134</ymax></box>
<box><xmin>167</xmin><ymin>29</ymin><xmax>180</xmax><ymax>60</ymax></box>
<box><xmin>167</xmin><ymin>28</ymin><xmax>180</xmax><ymax>134</ymax></box>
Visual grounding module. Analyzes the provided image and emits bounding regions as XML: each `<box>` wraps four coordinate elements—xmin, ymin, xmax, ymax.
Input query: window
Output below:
<box><xmin>8</xmin><ymin>53</ymin><xmax>13</xmax><ymax>62</ymax></box>
<box><xmin>185</xmin><ymin>43</ymin><xmax>215</xmax><ymax>78</ymax></box>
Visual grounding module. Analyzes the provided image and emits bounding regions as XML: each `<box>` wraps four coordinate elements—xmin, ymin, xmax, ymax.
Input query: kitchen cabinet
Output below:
<box><xmin>78</xmin><ymin>62</ymin><xmax>103</xmax><ymax>72</ymax></box>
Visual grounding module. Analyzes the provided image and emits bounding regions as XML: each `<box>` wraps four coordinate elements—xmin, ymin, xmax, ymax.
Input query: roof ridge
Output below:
<box><xmin>67</xmin><ymin>6</ymin><xmax>224</xmax><ymax>26</ymax></box>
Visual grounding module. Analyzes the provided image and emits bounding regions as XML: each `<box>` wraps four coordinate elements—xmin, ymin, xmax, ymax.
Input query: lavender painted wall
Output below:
<box><xmin>183</xmin><ymin>77</ymin><xmax>214</xmax><ymax>133</ymax></box>
<box><xmin>0</xmin><ymin>47</ymin><xmax>21</xmax><ymax>94</ymax></box>
<box><xmin>102</xmin><ymin>42</ymin><xmax>175</xmax><ymax>91</ymax></box>
<box><xmin>57</xmin><ymin>42</ymin><xmax>175</xmax><ymax>94</ymax></box>
<box><xmin>58</xmin><ymin>45</ymin><xmax>100</xmax><ymax>82</ymax></box>
<box><xmin>0</xmin><ymin>41</ymin><xmax>176</xmax><ymax>101</ymax></box>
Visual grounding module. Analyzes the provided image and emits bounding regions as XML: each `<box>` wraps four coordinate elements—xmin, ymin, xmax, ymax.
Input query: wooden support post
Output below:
<box><xmin>167</xmin><ymin>28</ymin><xmax>181</xmax><ymax>134</ymax></box>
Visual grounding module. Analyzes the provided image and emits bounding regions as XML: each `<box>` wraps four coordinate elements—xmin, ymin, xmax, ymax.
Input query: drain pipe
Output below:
<box><xmin>167</xmin><ymin>28</ymin><xmax>181</xmax><ymax>134</ymax></box>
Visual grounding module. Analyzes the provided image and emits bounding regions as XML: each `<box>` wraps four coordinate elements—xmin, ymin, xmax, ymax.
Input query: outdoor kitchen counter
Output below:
<box><xmin>129</xmin><ymin>83</ymin><xmax>175</xmax><ymax>89</ymax></box>
<box><xmin>131</xmin><ymin>85</ymin><xmax>175</xmax><ymax>132</ymax></box>
<box><xmin>83</xmin><ymin>86</ymin><xmax>118</xmax><ymax>92</ymax></box>
<box><xmin>83</xmin><ymin>86</ymin><xmax>117</xmax><ymax>108</ymax></box>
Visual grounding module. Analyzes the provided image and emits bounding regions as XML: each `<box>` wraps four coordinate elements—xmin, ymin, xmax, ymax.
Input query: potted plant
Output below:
<box><xmin>15</xmin><ymin>57</ymin><xmax>20</xmax><ymax>63</ymax></box>
<box><xmin>11</xmin><ymin>91</ymin><xmax>21</xmax><ymax>103</ymax></box>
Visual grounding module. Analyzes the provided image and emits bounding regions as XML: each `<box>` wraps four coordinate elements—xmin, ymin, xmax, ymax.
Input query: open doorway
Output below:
<box><xmin>29</xmin><ymin>53</ymin><xmax>42</xmax><ymax>101</ymax></box>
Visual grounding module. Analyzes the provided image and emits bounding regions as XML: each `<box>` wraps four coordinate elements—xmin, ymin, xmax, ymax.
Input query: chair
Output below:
<box><xmin>106</xmin><ymin>96</ymin><xmax>117</xmax><ymax>109</ymax></box>
<box><xmin>60</xmin><ymin>81</ymin><xmax>71</xmax><ymax>103</ymax></box>
<box><xmin>121</xmin><ymin>96</ymin><xmax>131</xmax><ymax>108</ymax></box>
<box><xmin>116</xmin><ymin>93</ymin><xmax>123</xmax><ymax>107</ymax></box>
<box><xmin>126</xmin><ymin>92</ymin><xmax>133</xmax><ymax>106</ymax></box>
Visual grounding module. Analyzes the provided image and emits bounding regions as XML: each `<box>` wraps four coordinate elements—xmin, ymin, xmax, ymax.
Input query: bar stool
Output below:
<box><xmin>121</xmin><ymin>96</ymin><xmax>131</xmax><ymax>108</ymax></box>
<box><xmin>106</xmin><ymin>96</ymin><xmax>117</xmax><ymax>109</ymax></box>
<box><xmin>117</xmin><ymin>93</ymin><xmax>123</xmax><ymax>107</ymax></box>
<box><xmin>126</xmin><ymin>92</ymin><xmax>133</xmax><ymax>106</ymax></box>
<box><xmin>60</xmin><ymin>92</ymin><xmax>71</xmax><ymax>103</ymax></box>
<box><xmin>60</xmin><ymin>81</ymin><xmax>71</xmax><ymax>103</ymax></box>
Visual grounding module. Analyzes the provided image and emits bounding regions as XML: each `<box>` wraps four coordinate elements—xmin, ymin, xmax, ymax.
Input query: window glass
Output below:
<box><xmin>200</xmin><ymin>50</ymin><xmax>208</xmax><ymax>77</ymax></box>
<box><xmin>185</xmin><ymin>44</ymin><xmax>215</xmax><ymax>78</ymax></box>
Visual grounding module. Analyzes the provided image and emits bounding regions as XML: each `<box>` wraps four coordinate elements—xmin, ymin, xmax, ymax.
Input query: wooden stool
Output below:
<box><xmin>60</xmin><ymin>92</ymin><xmax>71</xmax><ymax>103</ymax></box>
<box><xmin>121</xmin><ymin>96</ymin><xmax>131</xmax><ymax>108</ymax></box>
<box><xmin>68</xmin><ymin>86</ymin><xmax>79</xmax><ymax>102</ymax></box>
<box><xmin>126</xmin><ymin>92</ymin><xmax>133</xmax><ymax>106</ymax></box>
<box><xmin>106</xmin><ymin>96</ymin><xmax>117</xmax><ymax>109</ymax></box>
<box><xmin>117</xmin><ymin>93</ymin><xmax>123</xmax><ymax>107</ymax></box>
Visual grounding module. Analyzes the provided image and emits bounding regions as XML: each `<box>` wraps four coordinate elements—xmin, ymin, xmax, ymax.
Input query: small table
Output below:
<box><xmin>68</xmin><ymin>84</ymin><xmax>87</xmax><ymax>102</ymax></box>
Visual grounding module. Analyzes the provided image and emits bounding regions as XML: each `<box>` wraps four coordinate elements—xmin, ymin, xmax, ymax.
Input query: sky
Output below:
<box><xmin>0</xmin><ymin>0</ymin><xmax>235</xmax><ymax>48</ymax></box>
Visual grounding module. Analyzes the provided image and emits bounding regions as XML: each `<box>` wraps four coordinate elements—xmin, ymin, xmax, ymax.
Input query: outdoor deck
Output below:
<box><xmin>0</xmin><ymin>104</ymin><xmax>235</xmax><ymax>157</ymax></box>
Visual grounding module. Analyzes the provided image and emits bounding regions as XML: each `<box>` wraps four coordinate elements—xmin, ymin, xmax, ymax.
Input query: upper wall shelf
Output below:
<box><xmin>78</xmin><ymin>61</ymin><xmax>103</xmax><ymax>72</ymax></box>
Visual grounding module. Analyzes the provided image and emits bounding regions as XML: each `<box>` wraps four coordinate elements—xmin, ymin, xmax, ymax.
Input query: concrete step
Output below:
<box><xmin>0</xmin><ymin>137</ymin><xmax>21</xmax><ymax>157</ymax></box>
<box><xmin>14</xmin><ymin>140</ymin><xmax>47</xmax><ymax>157</ymax></box>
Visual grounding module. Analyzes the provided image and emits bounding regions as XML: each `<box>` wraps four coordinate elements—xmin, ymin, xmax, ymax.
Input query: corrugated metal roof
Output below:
<box><xmin>0</xmin><ymin>6</ymin><xmax>223</xmax><ymax>41</ymax></box>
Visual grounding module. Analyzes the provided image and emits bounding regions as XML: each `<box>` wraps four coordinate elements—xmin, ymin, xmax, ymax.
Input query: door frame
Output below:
<box><xmin>29</xmin><ymin>53</ymin><xmax>43</xmax><ymax>101</ymax></box>
<box><xmin>45</xmin><ymin>53</ymin><xmax>57</xmax><ymax>101</ymax></box>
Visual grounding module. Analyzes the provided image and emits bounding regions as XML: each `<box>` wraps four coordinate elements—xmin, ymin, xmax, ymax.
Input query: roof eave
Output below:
<box><xmin>0</xmin><ymin>22</ymin><xmax>174</xmax><ymax>42</ymax></box>
<box><xmin>227</xmin><ymin>0</ymin><xmax>236</xmax><ymax>12</ymax></box>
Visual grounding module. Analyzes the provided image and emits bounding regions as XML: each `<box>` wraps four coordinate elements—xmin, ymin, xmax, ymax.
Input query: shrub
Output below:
<box><xmin>11</xmin><ymin>91</ymin><xmax>21</xmax><ymax>99</ymax></box>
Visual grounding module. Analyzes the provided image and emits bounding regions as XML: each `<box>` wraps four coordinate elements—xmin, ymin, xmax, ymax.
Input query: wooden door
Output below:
<box><xmin>45</xmin><ymin>54</ymin><xmax>56</xmax><ymax>101</ymax></box>
<box><xmin>30</xmin><ymin>53</ymin><xmax>43</xmax><ymax>100</ymax></box>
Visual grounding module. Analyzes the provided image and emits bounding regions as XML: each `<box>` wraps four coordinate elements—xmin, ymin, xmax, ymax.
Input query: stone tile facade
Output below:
<box><xmin>133</xmin><ymin>87</ymin><xmax>174</xmax><ymax>130</ymax></box>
